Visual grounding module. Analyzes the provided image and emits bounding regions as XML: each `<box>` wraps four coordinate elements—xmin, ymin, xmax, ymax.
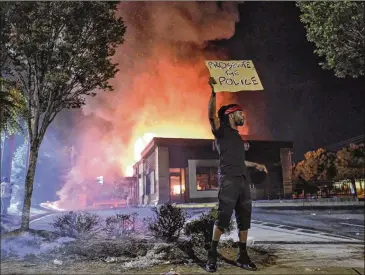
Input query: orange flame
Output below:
<box><xmin>124</xmin><ymin>122</ymin><xmax>216</xmax><ymax>176</ymax></box>
<box><xmin>44</xmin><ymin>2</ymin><xmax>249</xmax><ymax>211</ymax></box>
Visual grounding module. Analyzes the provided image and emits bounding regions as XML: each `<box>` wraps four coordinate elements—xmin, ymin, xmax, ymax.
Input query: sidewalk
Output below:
<box><xmin>131</xmin><ymin>265</ymin><xmax>365</xmax><ymax>274</ymax></box>
<box><xmin>252</xmin><ymin>199</ymin><xmax>364</xmax><ymax>208</ymax></box>
<box><xmin>1</xmin><ymin>207</ymin><xmax>51</xmax><ymax>231</ymax></box>
<box><xmin>175</xmin><ymin>200</ymin><xmax>364</xmax><ymax>209</ymax></box>
<box><xmin>1</xmin><ymin>258</ymin><xmax>363</xmax><ymax>275</ymax></box>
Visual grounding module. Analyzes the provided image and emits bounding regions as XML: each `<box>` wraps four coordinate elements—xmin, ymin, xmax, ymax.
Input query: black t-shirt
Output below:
<box><xmin>212</xmin><ymin>124</ymin><xmax>248</xmax><ymax>177</ymax></box>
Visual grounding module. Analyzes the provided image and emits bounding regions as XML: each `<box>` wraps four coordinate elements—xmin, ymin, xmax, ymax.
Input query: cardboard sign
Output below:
<box><xmin>205</xmin><ymin>60</ymin><xmax>264</xmax><ymax>92</ymax></box>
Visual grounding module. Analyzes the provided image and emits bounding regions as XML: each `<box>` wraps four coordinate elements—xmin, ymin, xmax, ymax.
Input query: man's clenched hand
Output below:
<box><xmin>208</xmin><ymin>77</ymin><xmax>217</xmax><ymax>88</ymax></box>
<box><xmin>256</xmin><ymin>164</ymin><xmax>268</xmax><ymax>174</ymax></box>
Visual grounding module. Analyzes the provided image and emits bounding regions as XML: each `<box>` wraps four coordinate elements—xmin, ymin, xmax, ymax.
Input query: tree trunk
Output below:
<box><xmin>20</xmin><ymin>140</ymin><xmax>40</xmax><ymax>231</ymax></box>
<box><xmin>0</xmin><ymin>134</ymin><xmax>3</xmax><ymax>181</ymax></box>
<box><xmin>0</xmin><ymin>109</ymin><xmax>3</xmax><ymax>181</ymax></box>
<box><xmin>25</xmin><ymin>137</ymin><xmax>30</xmax><ymax>171</ymax></box>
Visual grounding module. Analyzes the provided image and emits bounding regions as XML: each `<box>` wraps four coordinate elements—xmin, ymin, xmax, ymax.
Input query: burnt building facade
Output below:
<box><xmin>132</xmin><ymin>137</ymin><xmax>293</xmax><ymax>205</ymax></box>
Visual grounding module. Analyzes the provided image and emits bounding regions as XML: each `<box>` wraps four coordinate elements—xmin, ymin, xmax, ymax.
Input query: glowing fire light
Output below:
<box><xmin>40</xmin><ymin>201</ymin><xmax>65</xmax><ymax>212</ymax></box>
<box><xmin>125</xmin><ymin>166</ymin><xmax>134</xmax><ymax>178</ymax></box>
<box><xmin>124</xmin><ymin>132</ymin><xmax>156</xmax><ymax>176</ymax></box>
<box><xmin>172</xmin><ymin>184</ymin><xmax>182</xmax><ymax>195</ymax></box>
<box><xmin>122</xmin><ymin>124</ymin><xmax>214</xmax><ymax>177</ymax></box>
<box><xmin>133</xmin><ymin>133</ymin><xmax>156</xmax><ymax>162</ymax></box>
<box><xmin>43</xmin><ymin>2</ymin><xmax>249</xmax><ymax>211</ymax></box>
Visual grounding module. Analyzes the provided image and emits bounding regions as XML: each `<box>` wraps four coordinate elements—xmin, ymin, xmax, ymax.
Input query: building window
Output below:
<box><xmin>355</xmin><ymin>179</ymin><xmax>364</xmax><ymax>199</ymax></box>
<box><xmin>196</xmin><ymin>166</ymin><xmax>218</xmax><ymax>191</ymax></box>
<box><xmin>332</xmin><ymin>180</ymin><xmax>354</xmax><ymax>196</ymax></box>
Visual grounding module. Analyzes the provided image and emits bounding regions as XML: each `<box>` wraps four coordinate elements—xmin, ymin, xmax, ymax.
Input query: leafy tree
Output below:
<box><xmin>0</xmin><ymin>5</ymin><xmax>24</xmax><ymax>134</ymax></box>
<box><xmin>335</xmin><ymin>143</ymin><xmax>365</xmax><ymax>192</ymax></box>
<box><xmin>293</xmin><ymin>148</ymin><xmax>337</xmax><ymax>183</ymax></box>
<box><xmin>0</xmin><ymin>78</ymin><xmax>27</xmax><ymax>134</ymax></box>
<box><xmin>0</xmin><ymin>78</ymin><xmax>27</xmax><ymax>184</ymax></box>
<box><xmin>1</xmin><ymin>2</ymin><xmax>126</xmax><ymax>230</ymax></box>
<box><xmin>297</xmin><ymin>1</ymin><xmax>365</xmax><ymax>78</ymax></box>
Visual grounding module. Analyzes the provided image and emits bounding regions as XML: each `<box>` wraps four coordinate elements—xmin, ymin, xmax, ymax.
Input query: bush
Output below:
<box><xmin>52</xmin><ymin>211</ymin><xmax>101</xmax><ymax>239</ymax></box>
<box><xmin>184</xmin><ymin>208</ymin><xmax>234</xmax><ymax>249</ymax></box>
<box><xmin>146</xmin><ymin>203</ymin><xmax>187</xmax><ymax>242</ymax></box>
<box><xmin>104</xmin><ymin>212</ymin><xmax>138</xmax><ymax>238</ymax></box>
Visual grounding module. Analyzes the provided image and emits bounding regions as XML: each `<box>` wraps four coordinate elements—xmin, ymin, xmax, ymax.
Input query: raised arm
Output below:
<box><xmin>208</xmin><ymin>77</ymin><xmax>220</xmax><ymax>132</ymax></box>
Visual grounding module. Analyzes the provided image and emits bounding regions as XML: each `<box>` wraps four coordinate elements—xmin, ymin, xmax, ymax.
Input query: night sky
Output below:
<box><xmin>222</xmin><ymin>2</ymin><xmax>364</xmax><ymax>160</ymax></box>
<box><xmin>55</xmin><ymin>2</ymin><xmax>364</xmax><ymax>163</ymax></box>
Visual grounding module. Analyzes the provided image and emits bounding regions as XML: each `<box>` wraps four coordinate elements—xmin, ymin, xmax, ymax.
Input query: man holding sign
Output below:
<box><xmin>205</xmin><ymin>77</ymin><xmax>266</xmax><ymax>272</ymax></box>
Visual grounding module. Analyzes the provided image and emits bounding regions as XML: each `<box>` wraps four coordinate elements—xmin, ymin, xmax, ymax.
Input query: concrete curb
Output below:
<box><xmin>175</xmin><ymin>203</ymin><xmax>217</xmax><ymax>209</ymax></box>
<box><xmin>252</xmin><ymin>200</ymin><xmax>364</xmax><ymax>207</ymax></box>
<box><xmin>254</xmin><ymin>240</ymin><xmax>364</xmax><ymax>245</ymax></box>
<box><xmin>252</xmin><ymin>205</ymin><xmax>365</xmax><ymax>210</ymax></box>
<box><xmin>174</xmin><ymin>201</ymin><xmax>364</xmax><ymax>209</ymax></box>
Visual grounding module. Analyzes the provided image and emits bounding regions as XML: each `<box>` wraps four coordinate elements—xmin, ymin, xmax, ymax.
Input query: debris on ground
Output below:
<box><xmin>1</xmin><ymin>230</ymin><xmax>75</xmax><ymax>260</ymax></box>
<box><xmin>103</xmin><ymin>256</ymin><xmax>117</xmax><ymax>263</ymax></box>
<box><xmin>1</xmin><ymin>232</ymin><xmax>272</xmax><ymax>273</ymax></box>
<box><xmin>53</xmin><ymin>259</ymin><xmax>63</xmax><ymax>265</ymax></box>
<box><xmin>162</xmin><ymin>268</ymin><xmax>180</xmax><ymax>275</ymax></box>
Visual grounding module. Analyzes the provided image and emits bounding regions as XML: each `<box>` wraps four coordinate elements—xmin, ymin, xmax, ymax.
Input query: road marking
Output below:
<box><xmin>252</xmin><ymin>220</ymin><xmax>361</xmax><ymax>241</ymax></box>
<box><xmin>340</xmin><ymin>222</ymin><xmax>365</xmax><ymax>228</ymax></box>
<box><xmin>29</xmin><ymin>213</ymin><xmax>58</xmax><ymax>224</ymax></box>
<box><xmin>255</xmin><ymin>224</ymin><xmax>361</xmax><ymax>242</ymax></box>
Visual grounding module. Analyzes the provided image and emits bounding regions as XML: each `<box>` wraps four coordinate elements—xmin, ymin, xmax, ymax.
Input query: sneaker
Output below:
<box><xmin>205</xmin><ymin>250</ymin><xmax>217</xmax><ymax>273</ymax></box>
<box><xmin>236</xmin><ymin>252</ymin><xmax>257</xmax><ymax>271</ymax></box>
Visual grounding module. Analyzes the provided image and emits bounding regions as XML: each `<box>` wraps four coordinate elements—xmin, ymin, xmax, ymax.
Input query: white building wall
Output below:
<box><xmin>156</xmin><ymin>146</ymin><xmax>170</xmax><ymax>204</ymax></box>
<box><xmin>188</xmin><ymin>159</ymin><xmax>219</xmax><ymax>199</ymax></box>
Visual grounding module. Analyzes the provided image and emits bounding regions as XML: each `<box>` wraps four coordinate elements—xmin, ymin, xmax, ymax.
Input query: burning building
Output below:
<box><xmin>131</xmin><ymin>136</ymin><xmax>293</xmax><ymax>205</ymax></box>
<box><xmin>47</xmin><ymin>2</ymin><xmax>273</xmax><ymax>211</ymax></box>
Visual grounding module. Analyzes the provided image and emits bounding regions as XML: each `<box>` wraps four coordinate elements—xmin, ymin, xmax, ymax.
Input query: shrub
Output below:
<box><xmin>104</xmin><ymin>212</ymin><xmax>139</xmax><ymax>238</ymax></box>
<box><xmin>146</xmin><ymin>203</ymin><xmax>187</xmax><ymax>242</ymax></box>
<box><xmin>52</xmin><ymin>211</ymin><xmax>101</xmax><ymax>239</ymax></box>
<box><xmin>184</xmin><ymin>208</ymin><xmax>234</xmax><ymax>249</ymax></box>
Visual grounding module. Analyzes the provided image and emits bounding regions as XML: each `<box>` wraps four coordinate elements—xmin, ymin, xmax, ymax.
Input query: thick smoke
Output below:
<box><xmin>52</xmin><ymin>2</ymin><xmax>244</xmax><ymax>210</ymax></box>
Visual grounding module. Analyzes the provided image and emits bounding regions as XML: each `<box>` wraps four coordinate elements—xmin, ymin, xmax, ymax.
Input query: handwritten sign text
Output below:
<box><xmin>205</xmin><ymin>60</ymin><xmax>264</xmax><ymax>92</ymax></box>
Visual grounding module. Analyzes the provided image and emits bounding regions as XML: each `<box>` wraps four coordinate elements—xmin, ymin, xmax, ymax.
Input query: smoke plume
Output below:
<box><xmin>51</xmin><ymin>2</ymin><xmax>244</xmax><ymax>210</ymax></box>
